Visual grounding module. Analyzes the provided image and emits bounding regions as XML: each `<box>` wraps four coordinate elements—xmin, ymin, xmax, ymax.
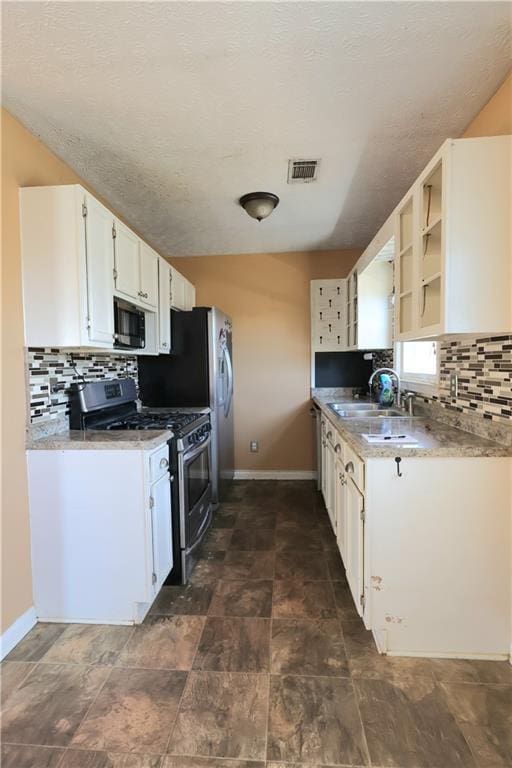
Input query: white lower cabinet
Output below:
<box><xmin>344</xmin><ymin>476</ymin><xmax>364</xmax><ymax>618</ymax></box>
<box><xmin>335</xmin><ymin>456</ymin><xmax>347</xmax><ymax>565</ymax></box>
<box><xmin>319</xmin><ymin>410</ymin><xmax>511</xmax><ymax>658</ymax></box>
<box><xmin>27</xmin><ymin>442</ymin><xmax>173</xmax><ymax>624</ymax></box>
<box><xmin>150</xmin><ymin>471</ymin><xmax>173</xmax><ymax>591</ymax></box>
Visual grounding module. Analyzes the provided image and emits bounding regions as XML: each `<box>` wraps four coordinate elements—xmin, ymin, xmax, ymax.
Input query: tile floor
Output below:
<box><xmin>2</xmin><ymin>480</ymin><xmax>512</xmax><ymax>768</ymax></box>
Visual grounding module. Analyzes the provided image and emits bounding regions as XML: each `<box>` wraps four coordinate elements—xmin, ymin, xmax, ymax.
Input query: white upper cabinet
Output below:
<box><xmin>113</xmin><ymin>222</ymin><xmax>158</xmax><ymax>311</ymax></box>
<box><xmin>158</xmin><ymin>258</ymin><xmax>171</xmax><ymax>353</ymax></box>
<box><xmin>170</xmin><ymin>265</ymin><xmax>194</xmax><ymax>311</ymax></box>
<box><xmin>394</xmin><ymin>135</ymin><xmax>512</xmax><ymax>339</ymax></box>
<box><xmin>311</xmin><ymin>279</ymin><xmax>347</xmax><ymax>352</ymax></box>
<box><xmin>113</xmin><ymin>220</ymin><xmax>140</xmax><ymax>302</ymax></box>
<box><xmin>20</xmin><ymin>184</ymin><xmax>196</xmax><ymax>350</ymax></box>
<box><xmin>20</xmin><ymin>184</ymin><xmax>115</xmax><ymax>349</ymax></box>
<box><xmin>84</xmin><ymin>194</ymin><xmax>116</xmax><ymax>345</ymax></box>
<box><xmin>139</xmin><ymin>242</ymin><xmax>159</xmax><ymax>310</ymax></box>
<box><xmin>184</xmin><ymin>278</ymin><xmax>196</xmax><ymax>311</ymax></box>
<box><xmin>347</xmin><ymin>214</ymin><xmax>394</xmax><ymax>351</ymax></box>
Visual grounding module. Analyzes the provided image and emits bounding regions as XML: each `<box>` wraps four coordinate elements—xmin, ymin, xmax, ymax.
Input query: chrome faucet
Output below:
<box><xmin>368</xmin><ymin>367</ymin><xmax>401</xmax><ymax>407</ymax></box>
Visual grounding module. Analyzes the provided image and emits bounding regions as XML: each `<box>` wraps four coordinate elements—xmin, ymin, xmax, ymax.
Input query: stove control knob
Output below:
<box><xmin>188</xmin><ymin>434</ymin><xmax>196</xmax><ymax>445</ymax></box>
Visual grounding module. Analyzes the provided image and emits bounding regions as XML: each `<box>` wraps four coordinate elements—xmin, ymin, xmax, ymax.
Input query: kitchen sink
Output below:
<box><xmin>328</xmin><ymin>403</ymin><xmax>420</xmax><ymax>419</ymax></box>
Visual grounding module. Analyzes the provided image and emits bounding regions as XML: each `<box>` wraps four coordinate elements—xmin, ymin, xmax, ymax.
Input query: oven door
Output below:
<box><xmin>179</xmin><ymin>435</ymin><xmax>212</xmax><ymax>549</ymax></box>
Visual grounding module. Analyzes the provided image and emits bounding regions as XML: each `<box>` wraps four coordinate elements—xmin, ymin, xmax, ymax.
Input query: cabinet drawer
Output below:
<box><xmin>149</xmin><ymin>443</ymin><xmax>170</xmax><ymax>483</ymax></box>
<box><xmin>343</xmin><ymin>443</ymin><xmax>364</xmax><ymax>491</ymax></box>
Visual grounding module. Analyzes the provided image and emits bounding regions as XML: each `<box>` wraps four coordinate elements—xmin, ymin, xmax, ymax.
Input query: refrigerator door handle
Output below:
<box><xmin>223</xmin><ymin>344</ymin><xmax>233</xmax><ymax>417</ymax></box>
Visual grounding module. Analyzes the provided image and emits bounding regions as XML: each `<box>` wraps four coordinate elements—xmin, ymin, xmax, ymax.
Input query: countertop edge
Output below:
<box><xmin>312</xmin><ymin>396</ymin><xmax>512</xmax><ymax>459</ymax></box>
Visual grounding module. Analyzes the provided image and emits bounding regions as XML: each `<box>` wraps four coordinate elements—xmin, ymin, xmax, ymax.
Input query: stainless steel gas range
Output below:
<box><xmin>70</xmin><ymin>377</ymin><xmax>212</xmax><ymax>584</ymax></box>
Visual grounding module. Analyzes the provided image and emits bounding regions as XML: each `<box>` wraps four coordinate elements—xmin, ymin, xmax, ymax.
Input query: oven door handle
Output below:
<box><xmin>183</xmin><ymin>434</ymin><xmax>211</xmax><ymax>463</ymax></box>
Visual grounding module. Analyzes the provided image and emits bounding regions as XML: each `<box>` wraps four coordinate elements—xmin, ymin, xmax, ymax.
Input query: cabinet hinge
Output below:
<box><xmin>149</xmin><ymin>496</ymin><xmax>154</xmax><ymax>509</ymax></box>
<box><xmin>85</xmin><ymin>316</ymin><xmax>92</xmax><ymax>329</ymax></box>
<box><xmin>360</xmin><ymin>504</ymin><xmax>365</xmax><ymax>523</ymax></box>
<box><xmin>360</xmin><ymin>593</ymin><xmax>365</xmax><ymax>611</ymax></box>
<box><xmin>152</xmin><ymin>572</ymin><xmax>157</xmax><ymax>585</ymax></box>
<box><xmin>112</xmin><ymin>224</ymin><xmax>116</xmax><ymax>239</ymax></box>
<box><xmin>82</xmin><ymin>202</ymin><xmax>87</xmax><ymax>218</ymax></box>
<box><xmin>113</xmin><ymin>268</ymin><xmax>118</xmax><ymax>280</ymax></box>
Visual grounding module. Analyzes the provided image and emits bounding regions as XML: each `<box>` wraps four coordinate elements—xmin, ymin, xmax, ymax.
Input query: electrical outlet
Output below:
<box><xmin>49</xmin><ymin>376</ymin><xmax>59</xmax><ymax>395</ymax></box>
<box><xmin>250</xmin><ymin>441</ymin><xmax>259</xmax><ymax>453</ymax></box>
<box><xmin>450</xmin><ymin>372</ymin><xmax>458</xmax><ymax>398</ymax></box>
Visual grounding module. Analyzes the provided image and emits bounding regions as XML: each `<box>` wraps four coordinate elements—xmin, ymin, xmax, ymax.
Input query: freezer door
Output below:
<box><xmin>209</xmin><ymin>309</ymin><xmax>234</xmax><ymax>504</ymax></box>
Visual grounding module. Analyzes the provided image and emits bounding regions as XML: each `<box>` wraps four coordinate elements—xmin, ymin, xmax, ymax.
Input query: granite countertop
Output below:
<box><xmin>313</xmin><ymin>394</ymin><xmax>512</xmax><ymax>459</ymax></box>
<box><xmin>27</xmin><ymin>429</ymin><xmax>171</xmax><ymax>451</ymax></box>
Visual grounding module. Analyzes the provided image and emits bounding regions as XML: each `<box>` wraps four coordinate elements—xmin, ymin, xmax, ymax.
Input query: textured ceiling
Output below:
<box><xmin>2</xmin><ymin>2</ymin><xmax>511</xmax><ymax>256</ymax></box>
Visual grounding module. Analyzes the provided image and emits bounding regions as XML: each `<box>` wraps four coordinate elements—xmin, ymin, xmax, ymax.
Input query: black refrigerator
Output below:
<box><xmin>138</xmin><ymin>307</ymin><xmax>234</xmax><ymax>505</ymax></box>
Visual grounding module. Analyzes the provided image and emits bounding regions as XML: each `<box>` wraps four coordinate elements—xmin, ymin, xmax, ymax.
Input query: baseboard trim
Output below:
<box><xmin>0</xmin><ymin>606</ymin><xmax>37</xmax><ymax>660</ymax></box>
<box><xmin>233</xmin><ymin>470</ymin><xmax>317</xmax><ymax>480</ymax></box>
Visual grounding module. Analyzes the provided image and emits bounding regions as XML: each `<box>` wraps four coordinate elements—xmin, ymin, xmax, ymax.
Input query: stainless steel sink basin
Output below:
<box><xmin>327</xmin><ymin>403</ymin><xmax>420</xmax><ymax>419</ymax></box>
<box><xmin>328</xmin><ymin>402</ymin><xmax>382</xmax><ymax>412</ymax></box>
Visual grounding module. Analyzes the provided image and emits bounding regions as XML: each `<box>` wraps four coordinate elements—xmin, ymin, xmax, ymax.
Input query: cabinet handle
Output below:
<box><xmin>345</xmin><ymin>461</ymin><xmax>354</xmax><ymax>474</ymax></box>
<box><xmin>159</xmin><ymin>457</ymin><xmax>169</xmax><ymax>469</ymax></box>
<box><xmin>335</xmin><ymin>444</ymin><xmax>341</xmax><ymax>454</ymax></box>
<box><xmin>138</xmin><ymin>290</ymin><xmax>142</xmax><ymax>297</ymax></box>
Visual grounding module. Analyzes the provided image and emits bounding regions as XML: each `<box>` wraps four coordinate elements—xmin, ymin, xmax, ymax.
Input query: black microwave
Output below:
<box><xmin>113</xmin><ymin>298</ymin><xmax>145</xmax><ymax>349</ymax></box>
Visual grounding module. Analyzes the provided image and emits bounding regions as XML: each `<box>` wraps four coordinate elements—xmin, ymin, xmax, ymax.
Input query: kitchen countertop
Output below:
<box><xmin>313</xmin><ymin>394</ymin><xmax>512</xmax><ymax>458</ymax></box>
<box><xmin>27</xmin><ymin>429</ymin><xmax>171</xmax><ymax>451</ymax></box>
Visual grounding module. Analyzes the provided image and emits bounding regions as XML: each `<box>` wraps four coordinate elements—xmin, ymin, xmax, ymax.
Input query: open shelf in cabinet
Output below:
<box><xmin>398</xmin><ymin>292</ymin><xmax>413</xmax><ymax>335</ymax></box>
<box><xmin>399</xmin><ymin>245</ymin><xmax>413</xmax><ymax>294</ymax></box>
<box><xmin>422</xmin><ymin>160</ymin><xmax>442</xmax><ymax>230</ymax></box>
<box><xmin>419</xmin><ymin>276</ymin><xmax>441</xmax><ymax>329</ymax></box>
<box><xmin>421</xmin><ymin>218</ymin><xmax>442</xmax><ymax>282</ymax></box>
<box><xmin>398</xmin><ymin>198</ymin><xmax>414</xmax><ymax>252</ymax></box>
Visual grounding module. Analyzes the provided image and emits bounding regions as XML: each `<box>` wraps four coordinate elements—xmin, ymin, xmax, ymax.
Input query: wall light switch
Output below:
<box><xmin>250</xmin><ymin>441</ymin><xmax>259</xmax><ymax>453</ymax></box>
<box><xmin>450</xmin><ymin>372</ymin><xmax>458</xmax><ymax>398</ymax></box>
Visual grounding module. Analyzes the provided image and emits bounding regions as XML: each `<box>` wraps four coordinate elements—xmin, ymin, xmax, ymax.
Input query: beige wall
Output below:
<box><xmin>169</xmin><ymin>251</ymin><xmax>359</xmax><ymax>472</ymax></box>
<box><xmin>0</xmin><ymin>110</ymin><xmax>145</xmax><ymax>634</ymax></box>
<box><xmin>2</xmin><ymin>110</ymin><xmax>84</xmax><ymax>633</ymax></box>
<box><xmin>463</xmin><ymin>71</ymin><xmax>511</xmax><ymax>137</ymax></box>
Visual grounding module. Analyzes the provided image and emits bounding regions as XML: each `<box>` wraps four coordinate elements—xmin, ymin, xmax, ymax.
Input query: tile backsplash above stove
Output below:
<box><xmin>27</xmin><ymin>348</ymin><xmax>138</xmax><ymax>425</ymax></box>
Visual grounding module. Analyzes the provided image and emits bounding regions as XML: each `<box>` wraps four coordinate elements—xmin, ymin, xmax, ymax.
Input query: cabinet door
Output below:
<box><xmin>114</xmin><ymin>220</ymin><xmax>140</xmax><ymax>302</ymax></box>
<box><xmin>184</xmin><ymin>279</ymin><xmax>196</xmax><ymax>311</ymax></box>
<box><xmin>150</xmin><ymin>472</ymin><xmax>173</xmax><ymax>591</ymax></box>
<box><xmin>140</xmin><ymin>242</ymin><xmax>159</xmax><ymax>309</ymax></box>
<box><xmin>84</xmin><ymin>194</ymin><xmax>115</xmax><ymax>345</ymax></box>
<box><xmin>170</xmin><ymin>267</ymin><xmax>186</xmax><ymax>310</ymax></box>
<box><xmin>158</xmin><ymin>259</ymin><xmax>171</xmax><ymax>353</ymax></box>
<box><xmin>335</xmin><ymin>457</ymin><xmax>347</xmax><ymax>566</ymax></box>
<box><xmin>320</xmin><ymin>419</ymin><xmax>327</xmax><ymax>503</ymax></box>
<box><xmin>325</xmin><ymin>441</ymin><xmax>336</xmax><ymax>532</ymax></box>
<box><xmin>345</xmin><ymin>477</ymin><xmax>364</xmax><ymax>617</ymax></box>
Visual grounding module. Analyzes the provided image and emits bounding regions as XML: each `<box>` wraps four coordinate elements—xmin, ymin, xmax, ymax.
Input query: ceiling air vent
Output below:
<box><xmin>287</xmin><ymin>159</ymin><xmax>319</xmax><ymax>184</ymax></box>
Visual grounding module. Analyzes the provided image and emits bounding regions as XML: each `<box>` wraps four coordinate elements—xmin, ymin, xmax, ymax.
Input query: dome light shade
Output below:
<box><xmin>239</xmin><ymin>192</ymin><xmax>279</xmax><ymax>222</ymax></box>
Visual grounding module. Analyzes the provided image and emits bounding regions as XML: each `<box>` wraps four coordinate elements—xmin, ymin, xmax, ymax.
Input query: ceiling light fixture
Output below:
<box><xmin>239</xmin><ymin>192</ymin><xmax>279</xmax><ymax>222</ymax></box>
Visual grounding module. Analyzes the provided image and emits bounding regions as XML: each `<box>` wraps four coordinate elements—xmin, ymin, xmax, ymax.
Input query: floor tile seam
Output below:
<box><xmin>266</xmin><ymin>560</ymin><xmax>278</xmax><ymax>761</ymax></box>
<box><xmin>41</xmin><ymin>624</ymin><xmax>138</xmax><ymax>670</ymax></box>
<box><xmin>428</xmin><ymin>678</ymin><xmax>495</xmax><ymax>768</ymax></box>
<box><xmin>347</xmin><ymin>669</ymin><xmax>373</xmax><ymax>768</ymax></box>
<box><xmin>0</xmin><ymin>741</ymin><xmax>166</xmax><ymax>758</ymax></box>
<box><xmin>162</xmin><ymin>622</ymin><xmax>202</xmax><ymax>756</ymax></box>
<box><xmin>54</xmin><ymin>660</ymin><xmax>115</xmax><ymax>752</ymax></box>
<box><xmin>0</xmin><ymin>659</ymin><xmax>38</xmax><ymax>702</ymax></box>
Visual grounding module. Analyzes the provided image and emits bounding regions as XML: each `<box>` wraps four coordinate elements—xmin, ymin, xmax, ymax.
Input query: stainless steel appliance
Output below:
<box><xmin>113</xmin><ymin>297</ymin><xmax>146</xmax><ymax>349</ymax></box>
<box><xmin>69</xmin><ymin>377</ymin><xmax>212</xmax><ymax>584</ymax></box>
<box><xmin>137</xmin><ymin>307</ymin><xmax>234</xmax><ymax>506</ymax></box>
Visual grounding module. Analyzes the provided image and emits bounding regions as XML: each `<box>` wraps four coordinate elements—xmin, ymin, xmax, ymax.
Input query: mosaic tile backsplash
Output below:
<box><xmin>377</xmin><ymin>335</ymin><xmax>512</xmax><ymax>424</ymax></box>
<box><xmin>28</xmin><ymin>348</ymin><xmax>138</xmax><ymax>424</ymax></box>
